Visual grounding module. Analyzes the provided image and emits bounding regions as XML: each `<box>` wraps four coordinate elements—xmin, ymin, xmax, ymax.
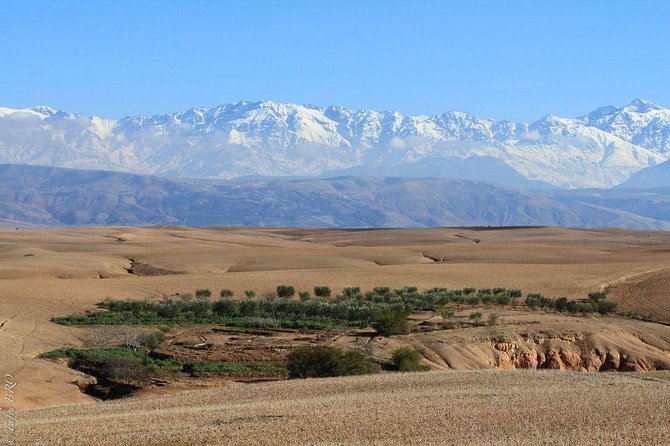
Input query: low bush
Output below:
<box><xmin>220</xmin><ymin>289</ymin><xmax>234</xmax><ymax>299</ymax></box>
<box><xmin>440</xmin><ymin>307</ymin><xmax>455</xmax><ymax>319</ymax></box>
<box><xmin>100</xmin><ymin>355</ymin><xmax>153</xmax><ymax>383</ymax></box>
<box><xmin>138</xmin><ymin>331</ymin><xmax>165</xmax><ymax>350</ymax></box>
<box><xmin>391</xmin><ymin>347</ymin><xmax>429</xmax><ymax>372</ymax></box>
<box><xmin>314</xmin><ymin>286</ymin><xmax>332</xmax><ymax>298</ymax></box>
<box><xmin>469</xmin><ymin>312</ymin><xmax>483</xmax><ymax>324</ymax></box>
<box><xmin>371</xmin><ymin>308</ymin><xmax>409</xmax><ymax>336</ymax></box>
<box><xmin>286</xmin><ymin>346</ymin><xmax>379</xmax><ymax>378</ymax></box>
<box><xmin>276</xmin><ymin>285</ymin><xmax>296</xmax><ymax>299</ymax></box>
<box><xmin>593</xmin><ymin>299</ymin><xmax>618</xmax><ymax>315</ymax></box>
<box><xmin>244</xmin><ymin>317</ymin><xmax>280</xmax><ymax>329</ymax></box>
<box><xmin>42</xmin><ymin>347</ymin><xmax>286</xmax><ymax>380</ymax></box>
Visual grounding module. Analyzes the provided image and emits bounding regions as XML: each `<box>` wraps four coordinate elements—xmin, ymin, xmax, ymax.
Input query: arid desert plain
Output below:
<box><xmin>1</xmin><ymin>226</ymin><xmax>669</xmax><ymax>445</ymax></box>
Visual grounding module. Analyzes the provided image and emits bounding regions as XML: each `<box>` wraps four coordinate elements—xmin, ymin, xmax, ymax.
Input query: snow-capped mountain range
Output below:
<box><xmin>1</xmin><ymin>98</ymin><xmax>668</xmax><ymax>188</ymax></box>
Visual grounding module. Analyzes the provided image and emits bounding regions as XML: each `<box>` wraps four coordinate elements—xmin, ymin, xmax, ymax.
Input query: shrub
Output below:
<box><xmin>392</xmin><ymin>347</ymin><xmax>429</xmax><ymax>372</ymax></box>
<box><xmin>372</xmin><ymin>308</ymin><xmax>408</xmax><ymax>336</ymax></box>
<box><xmin>588</xmin><ymin>291</ymin><xmax>608</xmax><ymax>301</ymax></box>
<box><xmin>335</xmin><ymin>350</ymin><xmax>380</xmax><ymax>376</ymax></box>
<box><xmin>469</xmin><ymin>312</ymin><xmax>483</xmax><ymax>324</ymax></box>
<box><xmin>286</xmin><ymin>346</ymin><xmax>378</xmax><ymax>378</ymax></box>
<box><xmin>525</xmin><ymin>293</ymin><xmax>547</xmax><ymax>310</ymax></box>
<box><xmin>120</xmin><ymin>328</ymin><xmax>143</xmax><ymax>350</ymax></box>
<box><xmin>576</xmin><ymin>302</ymin><xmax>595</xmax><ymax>314</ymax></box>
<box><xmin>86</xmin><ymin>326</ymin><xmax>115</xmax><ymax>349</ymax></box>
<box><xmin>195</xmin><ymin>289</ymin><xmax>212</xmax><ymax>300</ymax></box>
<box><xmin>212</xmin><ymin>299</ymin><xmax>238</xmax><ymax>316</ymax></box>
<box><xmin>440</xmin><ymin>307</ymin><xmax>455</xmax><ymax>319</ymax></box>
<box><xmin>244</xmin><ymin>290</ymin><xmax>256</xmax><ymax>299</ymax></box>
<box><xmin>341</xmin><ymin>287</ymin><xmax>362</xmax><ymax>298</ymax></box>
<box><xmin>566</xmin><ymin>300</ymin><xmax>579</xmax><ymax>314</ymax></box>
<box><xmin>314</xmin><ymin>286</ymin><xmax>332</xmax><ymax>298</ymax></box>
<box><xmin>593</xmin><ymin>299</ymin><xmax>618</xmax><ymax>315</ymax></box>
<box><xmin>220</xmin><ymin>289</ymin><xmax>234</xmax><ymax>299</ymax></box>
<box><xmin>299</xmin><ymin>291</ymin><xmax>310</xmax><ymax>301</ymax></box>
<box><xmin>100</xmin><ymin>356</ymin><xmax>152</xmax><ymax>383</ymax></box>
<box><xmin>276</xmin><ymin>285</ymin><xmax>296</xmax><ymax>299</ymax></box>
<box><xmin>555</xmin><ymin>297</ymin><xmax>569</xmax><ymax>312</ymax></box>
<box><xmin>487</xmin><ymin>313</ymin><xmax>499</xmax><ymax>326</ymax></box>
<box><xmin>244</xmin><ymin>317</ymin><xmax>280</xmax><ymax>329</ymax></box>
<box><xmin>494</xmin><ymin>293</ymin><xmax>512</xmax><ymax>306</ymax></box>
<box><xmin>138</xmin><ymin>331</ymin><xmax>165</xmax><ymax>350</ymax></box>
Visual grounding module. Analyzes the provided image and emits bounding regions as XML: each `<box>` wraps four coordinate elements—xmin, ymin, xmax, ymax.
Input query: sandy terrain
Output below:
<box><xmin>16</xmin><ymin>370</ymin><xmax>670</xmax><ymax>445</ymax></box>
<box><xmin>0</xmin><ymin>225</ymin><xmax>669</xmax><ymax>414</ymax></box>
<box><xmin>342</xmin><ymin>310</ymin><xmax>670</xmax><ymax>372</ymax></box>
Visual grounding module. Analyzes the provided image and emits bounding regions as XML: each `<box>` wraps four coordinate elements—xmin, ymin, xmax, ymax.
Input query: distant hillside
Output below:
<box><xmin>1</xmin><ymin>164</ymin><xmax>670</xmax><ymax>229</ymax></box>
<box><xmin>323</xmin><ymin>156</ymin><xmax>557</xmax><ymax>190</ymax></box>
<box><xmin>618</xmin><ymin>159</ymin><xmax>670</xmax><ymax>188</ymax></box>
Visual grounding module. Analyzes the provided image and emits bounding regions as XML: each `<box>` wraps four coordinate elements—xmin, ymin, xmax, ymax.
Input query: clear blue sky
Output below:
<box><xmin>1</xmin><ymin>1</ymin><xmax>668</xmax><ymax>121</ymax></box>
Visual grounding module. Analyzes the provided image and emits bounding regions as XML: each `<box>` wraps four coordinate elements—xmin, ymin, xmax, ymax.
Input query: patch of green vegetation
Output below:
<box><xmin>391</xmin><ymin>347</ymin><xmax>430</xmax><ymax>372</ymax></box>
<box><xmin>286</xmin><ymin>346</ymin><xmax>379</xmax><ymax>378</ymax></box>
<box><xmin>182</xmin><ymin>361</ymin><xmax>285</xmax><ymax>374</ymax></box>
<box><xmin>525</xmin><ymin>291</ymin><xmax>618</xmax><ymax>315</ymax></box>
<box><xmin>41</xmin><ymin>348</ymin><xmax>286</xmax><ymax>378</ymax></box>
<box><xmin>51</xmin><ymin>286</ymin><xmax>623</xmax><ymax>335</ymax></box>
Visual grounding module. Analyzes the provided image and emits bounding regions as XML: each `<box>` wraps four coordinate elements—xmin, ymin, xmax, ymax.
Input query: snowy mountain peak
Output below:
<box><xmin>581</xmin><ymin>98</ymin><xmax>670</xmax><ymax>153</ymax></box>
<box><xmin>0</xmin><ymin>99</ymin><xmax>669</xmax><ymax>189</ymax></box>
<box><xmin>31</xmin><ymin>105</ymin><xmax>59</xmax><ymax>116</ymax></box>
<box><xmin>624</xmin><ymin>98</ymin><xmax>663</xmax><ymax>113</ymax></box>
<box><xmin>0</xmin><ymin>105</ymin><xmax>56</xmax><ymax>119</ymax></box>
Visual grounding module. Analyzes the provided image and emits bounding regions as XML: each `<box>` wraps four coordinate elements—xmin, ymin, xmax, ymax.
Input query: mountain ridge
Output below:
<box><xmin>2</xmin><ymin>164</ymin><xmax>670</xmax><ymax>230</ymax></box>
<box><xmin>0</xmin><ymin>99</ymin><xmax>669</xmax><ymax>188</ymax></box>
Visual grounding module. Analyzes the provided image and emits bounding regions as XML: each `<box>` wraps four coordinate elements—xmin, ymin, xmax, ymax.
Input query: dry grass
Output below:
<box><xmin>16</xmin><ymin>370</ymin><xmax>670</xmax><ymax>445</ymax></box>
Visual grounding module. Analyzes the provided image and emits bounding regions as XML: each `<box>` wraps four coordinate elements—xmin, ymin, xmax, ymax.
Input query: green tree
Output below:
<box><xmin>276</xmin><ymin>285</ymin><xmax>296</xmax><ymax>299</ymax></box>
<box><xmin>313</xmin><ymin>286</ymin><xmax>332</xmax><ymax>298</ymax></box>
<box><xmin>372</xmin><ymin>308</ymin><xmax>408</xmax><ymax>336</ymax></box>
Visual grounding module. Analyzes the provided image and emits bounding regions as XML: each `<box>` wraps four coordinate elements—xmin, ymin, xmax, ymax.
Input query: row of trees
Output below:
<box><xmin>55</xmin><ymin>285</ymin><xmax>621</xmax><ymax>333</ymax></box>
<box><xmin>192</xmin><ymin>285</ymin><xmax>333</xmax><ymax>301</ymax></box>
<box><xmin>525</xmin><ymin>291</ymin><xmax>618</xmax><ymax>315</ymax></box>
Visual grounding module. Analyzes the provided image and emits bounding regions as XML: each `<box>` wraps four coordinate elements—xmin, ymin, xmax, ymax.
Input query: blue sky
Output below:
<box><xmin>1</xmin><ymin>1</ymin><xmax>668</xmax><ymax>121</ymax></box>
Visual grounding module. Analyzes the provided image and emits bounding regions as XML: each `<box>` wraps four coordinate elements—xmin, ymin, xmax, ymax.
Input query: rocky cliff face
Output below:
<box><xmin>348</xmin><ymin>312</ymin><xmax>670</xmax><ymax>372</ymax></box>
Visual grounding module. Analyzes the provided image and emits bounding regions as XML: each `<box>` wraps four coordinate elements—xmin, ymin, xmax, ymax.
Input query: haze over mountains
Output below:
<box><xmin>2</xmin><ymin>164</ymin><xmax>670</xmax><ymax>230</ymax></box>
<box><xmin>1</xmin><ymin>98</ymin><xmax>669</xmax><ymax>189</ymax></box>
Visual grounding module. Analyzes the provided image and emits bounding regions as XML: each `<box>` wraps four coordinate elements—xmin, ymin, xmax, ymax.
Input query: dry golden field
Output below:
<box><xmin>16</xmin><ymin>370</ymin><xmax>670</xmax><ymax>445</ymax></box>
<box><xmin>1</xmin><ymin>226</ymin><xmax>669</xmax><ymax>444</ymax></box>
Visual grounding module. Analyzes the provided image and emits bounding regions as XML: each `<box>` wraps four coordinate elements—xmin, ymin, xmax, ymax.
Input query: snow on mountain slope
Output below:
<box><xmin>0</xmin><ymin>99</ymin><xmax>668</xmax><ymax>188</ymax></box>
<box><xmin>582</xmin><ymin>98</ymin><xmax>670</xmax><ymax>153</ymax></box>
<box><xmin>0</xmin><ymin>105</ymin><xmax>57</xmax><ymax>120</ymax></box>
